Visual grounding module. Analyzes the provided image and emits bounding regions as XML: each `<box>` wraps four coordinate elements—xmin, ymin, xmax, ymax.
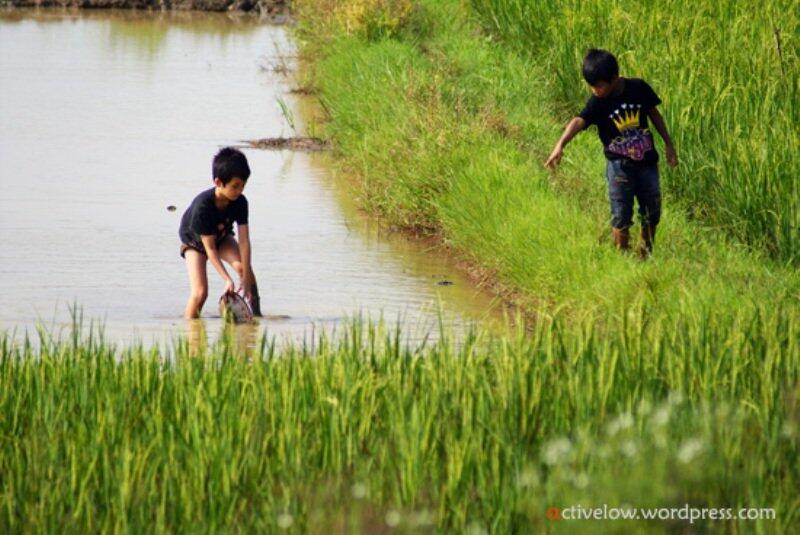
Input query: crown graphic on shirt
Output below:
<box><xmin>612</xmin><ymin>106</ymin><xmax>641</xmax><ymax>132</ymax></box>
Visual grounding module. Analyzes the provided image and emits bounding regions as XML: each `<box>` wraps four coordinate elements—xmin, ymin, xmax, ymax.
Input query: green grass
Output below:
<box><xmin>1</xmin><ymin>309</ymin><xmax>798</xmax><ymax>532</ymax></box>
<box><xmin>2</xmin><ymin>1</ymin><xmax>798</xmax><ymax>531</ymax></box>
<box><xmin>294</xmin><ymin>0</ymin><xmax>800</xmax><ymax>318</ymax></box>
<box><xmin>284</xmin><ymin>0</ymin><xmax>800</xmax><ymax>529</ymax></box>
<box><xmin>470</xmin><ymin>0</ymin><xmax>800</xmax><ymax>265</ymax></box>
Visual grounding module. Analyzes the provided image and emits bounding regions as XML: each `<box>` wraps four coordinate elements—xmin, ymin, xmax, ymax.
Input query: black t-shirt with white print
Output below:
<box><xmin>179</xmin><ymin>187</ymin><xmax>248</xmax><ymax>246</ymax></box>
<box><xmin>578</xmin><ymin>77</ymin><xmax>662</xmax><ymax>165</ymax></box>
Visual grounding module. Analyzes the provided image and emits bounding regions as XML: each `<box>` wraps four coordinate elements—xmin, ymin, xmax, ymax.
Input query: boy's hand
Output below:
<box><xmin>224</xmin><ymin>278</ymin><xmax>235</xmax><ymax>295</ymax></box>
<box><xmin>238</xmin><ymin>273</ymin><xmax>253</xmax><ymax>301</ymax></box>
<box><xmin>237</xmin><ymin>281</ymin><xmax>252</xmax><ymax>302</ymax></box>
<box><xmin>544</xmin><ymin>146</ymin><xmax>563</xmax><ymax>169</ymax></box>
<box><xmin>665</xmin><ymin>145</ymin><xmax>678</xmax><ymax>168</ymax></box>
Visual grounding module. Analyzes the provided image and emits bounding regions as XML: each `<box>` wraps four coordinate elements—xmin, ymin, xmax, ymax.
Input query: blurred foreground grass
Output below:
<box><xmin>1</xmin><ymin>307</ymin><xmax>798</xmax><ymax>532</ymax></box>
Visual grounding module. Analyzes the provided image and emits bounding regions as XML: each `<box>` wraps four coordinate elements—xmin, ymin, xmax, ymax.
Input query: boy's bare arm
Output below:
<box><xmin>237</xmin><ymin>224</ymin><xmax>254</xmax><ymax>292</ymax></box>
<box><xmin>648</xmin><ymin>108</ymin><xmax>678</xmax><ymax>168</ymax></box>
<box><xmin>545</xmin><ymin>117</ymin><xmax>586</xmax><ymax>168</ymax></box>
<box><xmin>200</xmin><ymin>235</ymin><xmax>235</xmax><ymax>294</ymax></box>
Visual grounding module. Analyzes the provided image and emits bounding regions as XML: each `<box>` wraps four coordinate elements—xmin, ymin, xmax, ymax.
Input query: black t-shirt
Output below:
<box><xmin>178</xmin><ymin>187</ymin><xmax>248</xmax><ymax>245</ymax></box>
<box><xmin>578</xmin><ymin>77</ymin><xmax>662</xmax><ymax>164</ymax></box>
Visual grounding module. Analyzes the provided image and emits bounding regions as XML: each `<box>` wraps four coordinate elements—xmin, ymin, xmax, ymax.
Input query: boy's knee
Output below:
<box><xmin>191</xmin><ymin>287</ymin><xmax>208</xmax><ymax>303</ymax></box>
<box><xmin>611</xmin><ymin>209</ymin><xmax>634</xmax><ymax>230</ymax></box>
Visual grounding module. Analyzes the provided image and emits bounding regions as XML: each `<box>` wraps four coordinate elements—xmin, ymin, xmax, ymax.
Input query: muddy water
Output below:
<box><xmin>0</xmin><ymin>9</ymin><xmax>502</xmax><ymax>348</ymax></box>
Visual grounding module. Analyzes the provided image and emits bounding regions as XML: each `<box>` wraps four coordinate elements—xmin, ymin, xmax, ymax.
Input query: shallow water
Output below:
<box><xmin>0</xmin><ymin>9</ymin><xmax>502</xmax><ymax>348</ymax></box>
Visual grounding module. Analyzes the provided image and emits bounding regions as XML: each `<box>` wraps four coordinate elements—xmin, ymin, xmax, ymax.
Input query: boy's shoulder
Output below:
<box><xmin>625</xmin><ymin>77</ymin><xmax>652</xmax><ymax>89</ymax></box>
<box><xmin>189</xmin><ymin>187</ymin><xmax>215</xmax><ymax>208</ymax></box>
<box><xmin>187</xmin><ymin>187</ymin><xmax>248</xmax><ymax>213</ymax></box>
<box><xmin>624</xmin><ymin>77</ymin><xmax>661</xmax><ymax>106</ymax></box>
<box><xmin>194</xmin><ymin>187</ymin><xmax>215</xmax><ymax>202</ymax></box>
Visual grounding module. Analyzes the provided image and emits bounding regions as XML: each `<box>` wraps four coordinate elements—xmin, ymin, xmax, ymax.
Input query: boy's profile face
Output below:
<box><xmin>588</xmin><ymin>76</ymin><xmax>620</xmax><ymax>98</ymax></box>
<box><xmin>214</xmin><ymin>176</ymin><xmax>247</xmax><ymax>201</ymax></box>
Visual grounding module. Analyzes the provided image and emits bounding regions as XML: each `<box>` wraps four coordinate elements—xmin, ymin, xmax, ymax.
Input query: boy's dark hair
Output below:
<box><xmin>213</xmin><ymin>147</ymin><xmax>251</xmax><ymax>184</ymax></box>
<box><xmin>582</xmin><ymin>49</ymin><xmax>619</xmax><ymax>85</ymax></box>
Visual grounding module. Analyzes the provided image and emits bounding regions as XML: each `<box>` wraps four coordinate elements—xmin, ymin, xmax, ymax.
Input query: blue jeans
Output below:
<box><xmin>605</xmin><ymin>159</ymin><xmax>661</xmax><ymax>229</ymax></box>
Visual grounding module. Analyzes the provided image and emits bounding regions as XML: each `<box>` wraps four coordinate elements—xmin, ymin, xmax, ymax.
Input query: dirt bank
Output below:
<box><xmin>0</xmin><ymin>0</ymin><xmax>286</xmax><ymax>13</ymax></box>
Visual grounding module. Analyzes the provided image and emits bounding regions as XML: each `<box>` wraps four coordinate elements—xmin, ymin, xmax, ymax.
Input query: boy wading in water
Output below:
<box><xmin>545</xmin><ymin>49</ymin><xmax>678</xmax><ymax>257</ymax></box>
<box><xmin>179</xmin><ymin>147</ymin><xmax>261</xmax><ymax>319</ymax></box>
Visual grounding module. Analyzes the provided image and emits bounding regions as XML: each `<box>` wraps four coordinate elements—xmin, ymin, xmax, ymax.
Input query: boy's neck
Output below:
<box><xmin>611</xmin><ymin>76</ymin><xmax>625</xmax><ymax>96</ymax></box>
<box><xmin>213</xmin><ymin>187</ymin><xmax>230</xmax><ymax>208</ymax></box>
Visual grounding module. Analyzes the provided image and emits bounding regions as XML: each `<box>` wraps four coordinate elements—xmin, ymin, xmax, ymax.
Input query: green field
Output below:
<box><xmin>2</xmin><ymin>0</ymin><xmax>799</xmax><ymax>531</ymax></box>
<box><xmin>2</xmin><ymin>309</ymin><xmax>798</xmax><ymax>532</ymax></box>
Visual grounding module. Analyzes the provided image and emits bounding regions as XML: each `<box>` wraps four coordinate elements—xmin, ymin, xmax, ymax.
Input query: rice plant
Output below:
<box><xmin>1</xmin><ymin>305</ymin><xmax>797</xmax><ymax>532</ymax></box>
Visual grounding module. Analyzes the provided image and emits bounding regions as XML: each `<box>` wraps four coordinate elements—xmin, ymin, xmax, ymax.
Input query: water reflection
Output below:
<box><xmin>185</xmin><ymin>319</ymin><xmax>261</xmax><ymax>358</ymax></box>
<box><xmin>0</xmin><ymin>7</ymin><xmax>265</xmax><ymax>31</ymax></box>
<box><xmin>1</xmin><ymin>8</ymin><xmax>266</xmax><ymax>60</ymax></box>
<box><xmin>186</xmin><ymin>319</ymin><xmax>208</xmax><ymax>356</ymax></box>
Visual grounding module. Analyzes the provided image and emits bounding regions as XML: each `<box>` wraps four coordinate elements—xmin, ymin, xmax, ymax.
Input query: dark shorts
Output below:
<box><xmin>179</xmin><ymin>235</ymin><xmax>235</xmax><ymax>259</ymax></box>
<box><xmin>605</xmin><ymin>159</ymin><xmax>661</xmax><ymax>229</ymax></box>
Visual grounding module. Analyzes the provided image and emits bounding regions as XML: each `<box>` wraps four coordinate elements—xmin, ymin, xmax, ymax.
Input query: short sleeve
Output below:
<box><xmin>578</xmin><ymin>97</ymin><xmax>597</xmax><ymax>128</ymax></box>
<box><xmin>234</xmin><ymin>196</ymin><xmax>249</xmax><ymax>225</ymax></box>
<box><xmin>640</xmin><ymin>80</ymin><xmax>662</xmax><ymax>110</ymax></box>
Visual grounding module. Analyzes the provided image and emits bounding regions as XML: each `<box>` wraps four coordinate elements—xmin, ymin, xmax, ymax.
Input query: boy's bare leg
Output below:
<box><xmin>218</xmin><ymin>238</ymin><xmax>262</xmax><ymax>316</ymax></box>
<box><xmin>247</xmin><ymin>270</ymin><xmax>262</xmax><ymax>316</ymax></box>
<box><xmin>612</xmin><ymin>227</ymin><xmax>630</xmax><ymax>251</ymax></box>
<box><xmin>639</xmin><ymin>224</ymin><xmax>656</xmax><ymax>258</ymax></box>
<box><xmin>184</xmin><ymin>250</ymin><xmax>209</xmax><ymax>319</ymax></box>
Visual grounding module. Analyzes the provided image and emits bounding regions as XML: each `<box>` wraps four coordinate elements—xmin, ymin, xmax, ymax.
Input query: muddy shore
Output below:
<box><xmin>0</xmin><ymin>0</ymin><xmax>286</xmax><ymax>12</ymax></box>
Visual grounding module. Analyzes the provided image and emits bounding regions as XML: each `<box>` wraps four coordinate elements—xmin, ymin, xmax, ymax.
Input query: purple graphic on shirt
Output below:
<box><xmin>606</xmin><ymin>104</ymin><xmax>653</xmax><ymax>161</ymax></box>
<box><xmin>607</xmin><ymin>129</ymin><xmax>654</xmax><ymax>161</ymax></box>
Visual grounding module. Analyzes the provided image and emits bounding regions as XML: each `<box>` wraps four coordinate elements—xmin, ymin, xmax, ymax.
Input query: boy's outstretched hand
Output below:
<box><xmin>544</xmin><ymin>146</ymin><xmax>563</xmax><ymax>168</ymax></box>
<box><xmin>665</xmin><ymin>145</ymin><xmax>679</xmax><ymax>168</ymax></box>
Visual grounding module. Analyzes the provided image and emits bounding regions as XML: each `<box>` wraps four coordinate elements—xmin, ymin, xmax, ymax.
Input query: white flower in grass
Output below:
<box><xmin>606</xmin><ymin>412</ymin><xmax>634</xmax><ymax>436</ymax></box>
<box><xmin>653</xmin><ymin>431</ymin><xmax>668</xmax><ymax>449</ymax></box>
<box><xmin>351</xmin><ymin>482</ymin><xmax>367</xmax><ymax>499</ymax></box>
<box><xmin>715</xmin><ymin>403</ymin><xmax>731</xmax><ymax>420</ymax></box>
<box><xmin>466</xmin><ymin>522</ymin><xmax>487</xmax><ymax>535</ymax></box>
<box><xmin>620</xmin><ymin>440</ymin><xmax>638</xmax><ymax>458</ymax></box>
<box><xmin>596</xmin><ymin>444</ymin><xmax>611</xmax><ymax>459</ymax></box>
<box><xmin>516</xmin><ymin>467</ymin><xmax>540</xmax><ymax>489</ymax></box>
<box><xmin>277</xmin><ymin>512</ymin><xmax>294</xmax><ymax>529</ymax></box>
<box><xmin>782</xmin><ymin>422</ymin><xmax>796</xmax><ymax>439</ymax></box>
<box><xmin>677</xmin><ymin>438</ymin><xmax>705</xmax><ymax>464</ymax></box>
<box><xmin>410</xmin><ymin>509</ymin><xmax>434</xmax><ymax>527</ymax></box>
<box><xmin>651</xmin><ymin>406</ymin><xmax>671</xmax><ymax>427</ymax></box>
<box><xmin>542</xmin><ymin>437</ymin><xmax>572</xmax><ymax>465</ymax></box>
<box><xmin>668</xmin><ymin>391</ymin><xmax>684</xmax><ymax>406</ymax></box>
<box><xmin>573</xmin><ymin>472</ymin><xmax>590</xmax><ymax>489</ymax></box>
<box><xmin>385</xmin><ymin>510</ymin><xmax>401</xmax><ymax>528</ymax></box>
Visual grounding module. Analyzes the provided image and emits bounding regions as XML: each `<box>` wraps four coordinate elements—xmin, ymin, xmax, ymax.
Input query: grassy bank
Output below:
<box><xmin>2</xmin><ymin>312</ymin><xmax>798</xmax><ymax>532</ymax></box>
<box><xmin>292</xmin><ymin>0</ymin><xmax>800</xmax><ymax>318</ymax></box>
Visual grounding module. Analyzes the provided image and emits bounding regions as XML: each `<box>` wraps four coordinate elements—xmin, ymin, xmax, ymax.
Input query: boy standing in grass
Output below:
<box><xmin>179</xmin><ymin>147</ymin><xmax>261</xmax><ymax>319</ymax></box>
<box><xmin>545</xmin><ymin>49</ymin><xmax>678</xmax><ymax>257</ymax></box>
